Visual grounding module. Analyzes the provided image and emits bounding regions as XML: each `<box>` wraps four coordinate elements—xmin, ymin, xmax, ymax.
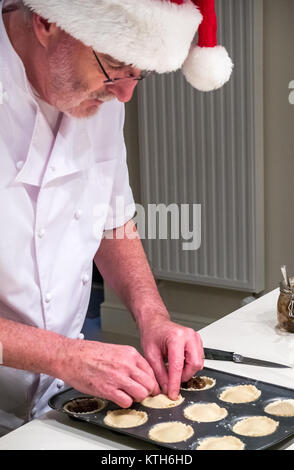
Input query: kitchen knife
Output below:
<box><xmin>204</xmin><ymin>348</ymin><xmax>291</xmax><ymax>368</ymax></box>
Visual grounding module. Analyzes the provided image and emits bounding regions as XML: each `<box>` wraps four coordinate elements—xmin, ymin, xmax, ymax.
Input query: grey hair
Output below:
<box><xmin>20</xmin><ymin>1</ymin><xmax>33</xmax><ymax>21</ymax></box>
<box><xmin>7</xmin><ymin>0</ymin><xmax>33</xmax><ymax>23</ymax></box>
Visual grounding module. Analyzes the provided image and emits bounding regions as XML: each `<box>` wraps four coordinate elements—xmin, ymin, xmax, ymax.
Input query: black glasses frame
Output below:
<box><xmin>92</xmin><ymin>51</ymin><xmax>152</xmax><ymax>83</ymax></box>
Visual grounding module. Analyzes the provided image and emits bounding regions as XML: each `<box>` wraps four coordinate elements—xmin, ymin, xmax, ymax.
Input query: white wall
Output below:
<box><xmin>101</xmin><ymin>0</ymin><xmax>294</xmax><ymax>337</ymax></box>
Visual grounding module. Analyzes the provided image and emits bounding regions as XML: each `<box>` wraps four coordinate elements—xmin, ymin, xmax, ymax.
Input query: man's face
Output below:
<box><xmin>45</xmin><ymin>31</ymin><xmax>140</xmax><ymax>118</ymax></box>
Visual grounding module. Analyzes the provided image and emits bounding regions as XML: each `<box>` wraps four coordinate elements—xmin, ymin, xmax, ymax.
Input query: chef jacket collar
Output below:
<box><xmin>14</xmin><ymin>113</ymin><xmax>94</xmax><ymax>187</ymax></box>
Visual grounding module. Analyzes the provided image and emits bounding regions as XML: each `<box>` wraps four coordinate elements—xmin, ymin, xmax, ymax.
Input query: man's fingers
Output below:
<box><xmin>135</xmin><ymin>356</ymin><xmax>161</xmax><ymax>395</ymax></box>
<box><xmin>130</xmin><ymin>368</ymin><xmax>160</xmax><ymax>396</ymax></box>
<box><xmin>144</xmin><ymin>346</ymin><xmax>169</xmax><ymax>395</ymax></box>
<box><xmin>111</xmin><ymin>389</ymin><xmax>133</xmax><ymax>409</ymax></box>
<box><xmin>167</xmin><ymin>336</ymin><xmax>185</xmax><ymax>401</ymax></box>
<box><xmin>121</xmin><ymin>378</ymin><xmax>150</xmax><ymax>403</ymax></box>
<box><xmin>181</xmin><ymin>333</ymin><xmax>204</xmax><ymax>383</ymax></box>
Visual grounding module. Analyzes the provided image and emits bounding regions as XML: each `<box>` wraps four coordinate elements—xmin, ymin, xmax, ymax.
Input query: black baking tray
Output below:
<box><xmin>48</xmin><ymin>367</ymin><xmax>294</xmax><ymax>450</ymax></box>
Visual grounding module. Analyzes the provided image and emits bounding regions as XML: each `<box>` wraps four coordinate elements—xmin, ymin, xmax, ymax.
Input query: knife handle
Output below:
<box><xmin>204</xmin><ymin>348</ymin><xmax>234</xmax><ymax>361</ymax></box>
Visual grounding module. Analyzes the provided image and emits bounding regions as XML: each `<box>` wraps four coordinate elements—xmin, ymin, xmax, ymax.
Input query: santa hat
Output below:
<box><xmin>23</xmin><ymin>0</ymin><xmax>233</xmax><ymax>91</ymax></box>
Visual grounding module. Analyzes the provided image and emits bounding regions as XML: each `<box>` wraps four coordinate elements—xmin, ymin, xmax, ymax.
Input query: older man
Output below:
<box><xmin>0</xmin><ymin>0</ymin><xmax>232</xmax><ymax>435</ymax></box>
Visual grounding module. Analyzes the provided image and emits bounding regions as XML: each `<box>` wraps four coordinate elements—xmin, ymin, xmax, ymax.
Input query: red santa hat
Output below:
<box><xmin>23</xmin><ymin>0</ymin><xmax>233</xmax><ymax>91</ymax></box>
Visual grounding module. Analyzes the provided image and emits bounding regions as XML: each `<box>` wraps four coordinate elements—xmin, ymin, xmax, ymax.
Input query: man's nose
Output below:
<box><xmin>109</xmin><ymin>80</ymin><xmax>138</xmax><ymax>103</ymax></box>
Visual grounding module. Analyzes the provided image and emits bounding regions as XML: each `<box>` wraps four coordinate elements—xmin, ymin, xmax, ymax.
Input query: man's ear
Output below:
<box><xmin>32</xmin><ymin>14</ymin><xmax>59</xmax><ymax>48</ymax></box>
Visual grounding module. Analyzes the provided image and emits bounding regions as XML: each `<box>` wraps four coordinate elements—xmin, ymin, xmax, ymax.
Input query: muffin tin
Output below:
<box><xmin>48</xmin><ymin>367</ymin><xmax>294</xmax><ymax>450</ymax></box>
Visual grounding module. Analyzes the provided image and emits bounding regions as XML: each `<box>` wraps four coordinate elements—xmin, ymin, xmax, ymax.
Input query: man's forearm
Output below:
<box><xmin>0</xmin><ymin>316</ymin><xmax>161</xmax><ymax>406</ymax></box>
<box><xmin>0</xmin><ymin>316</ymin><xmax>70</xmax><ymax>377</ymax></box>
<box><xmin>94</xmin><ymin>219</ymin><xmax>170</xmax><ymax>330</ymax></box>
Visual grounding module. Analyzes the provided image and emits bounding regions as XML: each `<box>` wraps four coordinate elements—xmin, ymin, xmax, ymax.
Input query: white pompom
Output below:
<box><xmin>182</xmin><ymin>45</ymin><xmax>234</xmax><ymax>92</ymax></box>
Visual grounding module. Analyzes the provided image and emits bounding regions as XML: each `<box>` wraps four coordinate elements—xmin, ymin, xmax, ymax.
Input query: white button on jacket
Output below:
<box><xmin>81</xmin><ymin>273</ymin><xmax>90</xmax><ymax>285</ymax></box>
<box><xmin>0</xmin><ymin>2</ymin><xmax>136</xmax><ymax>436</ymax></box>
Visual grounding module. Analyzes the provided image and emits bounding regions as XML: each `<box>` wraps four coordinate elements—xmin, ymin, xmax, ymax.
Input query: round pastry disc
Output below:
<box><xmin>264</xmin><ymin>399</ymin><xmax>294</xmax><ymax>417</ymax></box>
<box><xmin>219</xmin><ymin>385</ymin><xmax>261</xmax><ymax>404</ymax></box>
<box><xmin>197</xmin><ymin>435</ymin><xmax>245</xmax><ymax>450</ymax></box>
<box><xmin>148</xmin><ymin>422</ymin><xmax>194</xmax><ymax>443</ymax></box>
<box><xmin>184</xmin><ymin>402</ymin><xmax>228</xmax><ymax>423</ymax></box>
<box><xmin>141</xmin><ymin>393</ymin><xmax>184</xmax><ymax>409</ymax></box>
<box><xmin>233</xmin><ymin>416</ymin><xmax>279</xmax><ymax>437</ymax></box>
<box><xmin>104</xmin><ymin>409</ymin><xmax>148</xmax><ymax>428</ymax></box>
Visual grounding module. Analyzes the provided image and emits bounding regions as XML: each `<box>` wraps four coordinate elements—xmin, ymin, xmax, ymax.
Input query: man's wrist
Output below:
<box><xmin>51</xmin><ymin>335</ymin><xmax>78</xmax><ymax>379</ymax></box>
<box><xmin>133</xmin><ymin>302</ymin><xmax>170</xmax><ymax>333</ymax></box>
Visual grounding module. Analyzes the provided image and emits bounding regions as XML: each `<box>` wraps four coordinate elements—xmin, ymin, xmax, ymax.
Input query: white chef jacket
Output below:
<box><xmin>0</xmin><ymin>0</ymin><xmax>136</xmax><ymax>435</ymax></box>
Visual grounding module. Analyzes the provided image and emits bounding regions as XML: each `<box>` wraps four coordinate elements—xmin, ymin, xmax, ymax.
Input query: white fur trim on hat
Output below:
<box><xmin>23</xmin><ymin>0</ymin><xmax>203</xmax><ymax>73</ymax></box>
<box><xmin>182</xmin><ymin>45</ymin><xmax>234</xmax><ymax>91</ymax></box>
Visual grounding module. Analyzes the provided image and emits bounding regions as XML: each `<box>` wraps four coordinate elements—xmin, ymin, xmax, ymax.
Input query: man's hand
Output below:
<box><xmin>95</xmin><ymin>221</ymin><xmax>203</xmax><ymax>401</ymax></box>
<box><xmin>58</xmin><ymin>340</ymin><xmax>160</xmax><ymax>408</ymax></box>
<box><xmin>140</xmin><ymin>317</ymin><xmax>204</xmax><ymax>400</ymax></box>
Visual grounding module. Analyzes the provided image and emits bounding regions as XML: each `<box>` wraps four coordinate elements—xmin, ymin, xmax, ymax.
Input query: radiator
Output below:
<box><xmin>137</xmin><ymin>0</ymin><xmax>264</xmax><ymax>293</ymax></box>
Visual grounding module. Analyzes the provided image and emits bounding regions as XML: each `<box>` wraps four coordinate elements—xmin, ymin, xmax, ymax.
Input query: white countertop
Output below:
<box><xmin>1</xmin><ymin>287</ymin><xmax>294</xmax><ymax>450</ymax></box>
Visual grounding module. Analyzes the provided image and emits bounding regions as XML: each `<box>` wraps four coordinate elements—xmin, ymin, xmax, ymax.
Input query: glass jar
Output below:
<box><xmin>277</xmin><ymin>282</ymin><xmax>294</xmax><ymax>333</ymax></box>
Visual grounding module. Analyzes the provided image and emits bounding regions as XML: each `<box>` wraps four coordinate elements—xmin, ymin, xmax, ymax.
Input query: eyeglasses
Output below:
<box><xmin>93</xmin><ymin>51</ymin><xmax>153</xmax><ymax>84</ymax></box>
